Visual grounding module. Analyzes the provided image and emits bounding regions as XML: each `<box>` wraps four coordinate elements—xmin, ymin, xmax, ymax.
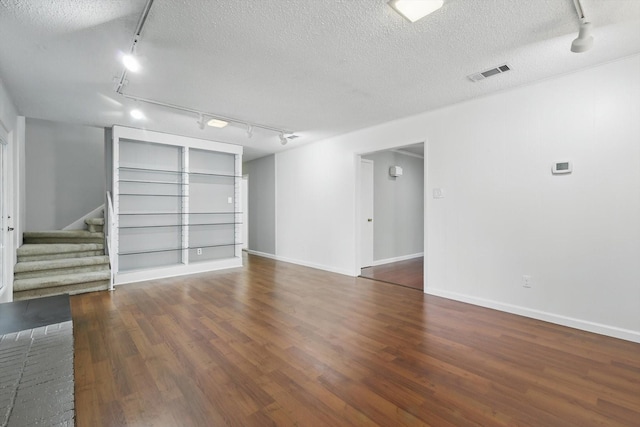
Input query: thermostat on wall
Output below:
<box><xmin>389</xmin><ymin>166</ymin><xmax>403</xmax><ymax>177</ymax></box>
<box><xmin>552</xmin><ymin>161</ymin><xmax>572</xmax><ymax>174</ymax></box>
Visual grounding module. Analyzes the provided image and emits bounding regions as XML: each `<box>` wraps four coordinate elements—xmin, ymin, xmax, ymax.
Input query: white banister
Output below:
<box><xmin>105</xmin><ymin>191</ymin><xmax>117</xmax><ymax>291</ymax></box>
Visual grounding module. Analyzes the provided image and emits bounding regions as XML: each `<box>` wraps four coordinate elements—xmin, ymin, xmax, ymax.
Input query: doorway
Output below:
<box><xmin>242</xmin><ymin>175</ymin><xmax>248</xmax><ymax>250</ymax></box>
<box><xmin>0</xmin><ymin>135</ymin><xmax>6</xmax><ymax>292</ymax></box>
<box><xmin>358</xmin><ymin>143</ymin><xmax>425</xmax><ymax>290</ymax></box>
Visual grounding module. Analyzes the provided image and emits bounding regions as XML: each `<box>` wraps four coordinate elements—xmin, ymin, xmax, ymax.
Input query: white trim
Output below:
<box><xmin>425</xmin><ymin>287</ymin><xmax>640</xmax><ymax>344</ymax></box>
<box><xmin>115</xmin><ymin>257</ymin><xmax>242</xmax><ymax>285</ymax></box>
<box><xmin>273</xmin><ymin>254</ymin><xmax>355</xmax><ymax>277</ymax></box>
<box><xmin>113</xmin><ymin>126</ymin><xmax>243</xmax><ymax>155</ymax></box>
<box><xmin>391</xmin><ymin>148</ymin><xmax>424</xmax><ymax>159</ymax></box>
<box><xmin>63</xmin><ymin>204</ymin><xmax>105</xmax><ymax>230</ymax></box>
<box><xmin>246</xmin><ymin>249</ymin><xmax>277</xmax><ymax>260</ymax></box>
<box><xmin>371</xmin><ymin>252</ymin><xmax>423</xmax><ymax>266</ymax></box>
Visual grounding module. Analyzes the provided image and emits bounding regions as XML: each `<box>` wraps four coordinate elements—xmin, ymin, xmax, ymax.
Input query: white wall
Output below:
<box><xmin>362</xmin><ymin>150</ymin><xmax>424</xmax><ymax>262</ymax></box>
<box><xmin>275</xmin><ymin>54</ymin><xmax>640</xmax><ymax>342</ymax></box>
<box><xmin>0</xmin><ymin>76</ymin><xmax>20</xmax><ymax>302</ymax></box>
<box><xmin>25</xmin><ymin>118</ymin><xmax>105</xmax><ymax>230</ymax></box>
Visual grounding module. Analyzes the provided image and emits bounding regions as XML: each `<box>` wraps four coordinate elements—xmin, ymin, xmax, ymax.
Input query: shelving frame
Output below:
<box><xmin>111</xmin><ymin>126</ymin><xmax>243</xmax><ymax>285</ymax></box>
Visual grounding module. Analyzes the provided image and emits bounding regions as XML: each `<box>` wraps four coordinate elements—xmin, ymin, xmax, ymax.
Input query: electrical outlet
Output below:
<box><xmin>522</xmin><ymin>275</ymin><xmax>532</xmax><ymax>288</ymax></box>
<box><xmin>197</xmin><ymin>248</ymin><xmax>202</xmax><ymax>255</ymax></box>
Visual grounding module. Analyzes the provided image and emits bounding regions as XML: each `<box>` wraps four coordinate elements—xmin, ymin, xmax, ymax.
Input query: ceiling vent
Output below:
<box><xmin>468</xmin><ymin>64</ymin><xmax>511</xmax><ymax>82</ymax></box>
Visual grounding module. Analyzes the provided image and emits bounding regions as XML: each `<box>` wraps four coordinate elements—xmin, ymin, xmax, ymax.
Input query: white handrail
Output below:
<box><xmin>106</xmin><ymin>191</ymin><xmax>117</xmax><ymax>291</ymax></box>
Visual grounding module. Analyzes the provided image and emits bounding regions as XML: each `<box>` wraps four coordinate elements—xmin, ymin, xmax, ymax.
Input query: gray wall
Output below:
<box><xmin>243</xmin><ymin>155</ymin><xmax>276</xmax><ymax>255</ymax></box>
<box><xmin>25</xmin><ymin>118</ymin><xmax>105</xmax><ymax>230</ymax></box>
<box><xmin>362</xmin><ymin>150</ymin><xmax>424</xmax><ymax>261</ymax></box>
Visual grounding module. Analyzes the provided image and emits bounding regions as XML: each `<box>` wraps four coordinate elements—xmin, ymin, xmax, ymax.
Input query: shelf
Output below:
<box><xmin>119</xmin><ymin>211</ymin><xmax>242</xmax><ymax>215</ymax></box>
<box><xmin>119</xmin><ymin>193</ymin><xmax>186</xmax><ymax>197</ymax></box>
<box><xmin>118</xmin><ymin>179</ymin><xmax>185</xmax><ymax>185</ymax></box>
<box><xmin>119</xmin><ymin>166</ymin><xmax>240</xmax><ymax>178</ymax></box>
<box><xmin>119</xmin><ymin>166</ymin><xmax>181</xmax><ymax>174</ymax></box>
<box><xmin>119</xmin><ymin>224</ymin><xmax>181</xmax><ymax>229</ymax></box>
<box><xmin>119</xmin><ymin>222</ymin><xmax>241</xmax><ymax>229</ymax></box>
<box><xmin>119</xmin><ymin>242</ymin><xmax>242</xmax><ymax>256</ymax></box>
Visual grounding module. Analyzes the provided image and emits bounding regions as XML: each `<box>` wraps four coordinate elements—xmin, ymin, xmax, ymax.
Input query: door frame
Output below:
<box><xmin>355</xmin><ymin>139</ymin><xmax>428</xmax><ymax>290</ymax></box>
<box><xmin>359</xmin><ymin>158</ymin><xmax>374</xmax><ymax>269</ymax></box>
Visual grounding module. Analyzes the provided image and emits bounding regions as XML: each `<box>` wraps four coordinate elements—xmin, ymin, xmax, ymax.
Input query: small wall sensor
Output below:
<box><xmin>552</xmin><ymin>161</ymin><xmax>572</xmax><ymax>174</ymax></box>
<box><xmin>389</xmin><ymin>166</ymin><xmax>403</xmax><ymax>177</ymax></box>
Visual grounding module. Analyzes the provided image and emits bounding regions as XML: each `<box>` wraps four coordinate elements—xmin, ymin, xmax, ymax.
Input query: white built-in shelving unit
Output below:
<box><xmin>111</xmin><ymin>126</ymin><xmax>243</xmax><ymax>285</ymax></box>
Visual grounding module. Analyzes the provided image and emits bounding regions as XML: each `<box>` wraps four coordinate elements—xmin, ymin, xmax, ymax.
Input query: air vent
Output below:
<box><xmin>468</xmin><ymin>64</ymin><xmax>511</xmax><ymax>82</ymax></box>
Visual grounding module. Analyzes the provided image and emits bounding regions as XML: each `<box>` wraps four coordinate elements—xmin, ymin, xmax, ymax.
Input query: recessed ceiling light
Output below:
<box><xmin>130</xmin><ymin>109</ymin><xmax>145</xmax><ymax>120</ymax></box>
<box><xmin>207</xmin><ymin>118</ymin><xmax>228</xmax><ymax>128</ymax></box>
<box><xmin>388</xmin><ymin>0</ymin><xmax>443</xmax><ymax>23</ymax></box>
<box><xmin>122</xmin><ymin>54</ymin><xmax>141</xmax><ymax>72</ymax></box>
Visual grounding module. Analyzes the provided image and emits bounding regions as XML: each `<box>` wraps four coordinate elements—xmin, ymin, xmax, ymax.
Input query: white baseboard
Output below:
<box><xmin>271</xmin><ymin>254</ymin><xmax>355</xmax><ymax>277</ymax></box>
<box><xmin>246</xmin><ymin>250</ymin><xmax>278</xmax><ymax>260</ymax></box>
<box><xmin>371</xmin><ymin>252</ymin><xmax>423</xmax><ymax>267</ymax></box>
<box><xmin>115</xmin><ymin>258</ymin><xmax>242</xmax><ymax>285</ymax></box>
<box><xmin>425</xmin><ymin>287</ymin><xmax>640</xmax><ymax>344</ymax></box>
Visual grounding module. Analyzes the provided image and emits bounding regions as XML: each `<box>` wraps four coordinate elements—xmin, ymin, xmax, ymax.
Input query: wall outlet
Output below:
<box><xmin>197</xmin><ymin>248</ymin><xmax>202</xmax><ymax>255</ymax></box>
<box><xmin>522</xmin><ymin>275</ymin><xmax>532</xmax><ymax>288</ymax></box>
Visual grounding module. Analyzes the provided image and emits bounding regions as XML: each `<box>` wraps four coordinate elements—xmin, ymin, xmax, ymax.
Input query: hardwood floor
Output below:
<box><xmin>72</xmin><ymin>254</ymin><xmax>640</xmax><ymax>426</ymax></box>
<box><xmin>360</xmin><ymin>257</ymin><xmax>423</xmax><ymax>290</ymax></box>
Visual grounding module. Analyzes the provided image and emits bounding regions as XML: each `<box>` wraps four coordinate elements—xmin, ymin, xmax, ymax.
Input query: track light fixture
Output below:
<box><xmin>116</xmin><ymin>0</ymin><xmax>297</xmax><ymax>145</ymax></box>
<box><xmin>570</xmin><ymin>0</ymin><xmax>593</xmax><ymax>53</ymax></box>
<box><xmin>122</xmin><ymin>53</ymin><xmax>141</xmax><ymax>72</ymax></box>
<box><xmin>571</xmin><ymin>22</ymin><xmax>593</xmax><ymax>53</ymax></box>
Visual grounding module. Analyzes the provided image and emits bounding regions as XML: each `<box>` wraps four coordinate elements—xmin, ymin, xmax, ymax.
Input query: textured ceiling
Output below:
<box><xmin>1</xmin><ymin>0</ymin><xmax>639</xmax><ymax>160</ymax></box>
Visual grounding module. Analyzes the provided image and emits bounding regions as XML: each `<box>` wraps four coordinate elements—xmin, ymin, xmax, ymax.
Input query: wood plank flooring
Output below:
<box><xmin>360</xmin><ymin>257</ymin><xmax>423</xmax><ymax>290</ymax></box>
<box><xmin>72</xmin><ymin>254</ymin><xmax>640</xmax><ymax>426</ymax></box>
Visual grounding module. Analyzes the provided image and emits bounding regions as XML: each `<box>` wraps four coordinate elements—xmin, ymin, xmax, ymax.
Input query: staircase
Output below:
<box><xmin>13</xmin><ymin>217</ymin><xmax>111</xmax><ymax>301</ymax></box>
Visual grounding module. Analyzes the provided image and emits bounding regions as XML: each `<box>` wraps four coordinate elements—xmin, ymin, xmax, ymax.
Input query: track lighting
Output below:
<box><xmin>246</xmin><ymin>125</ymin><xmax>253</xmax><ymax>138</ymax></box>
<box><xmin>280</xmin><ymin>133</ymin><xmax>288</xmax><ymax>146</ymax></box>
<box><xmin>570</xmin><ymin>0</ymin><xmax>593</xmax><ymax>53</ymax></box>
<box><xmin>122</xmin><ymin>54</ymin><xmax>141</xmax><ymax>72</ymax></box>
<box><xmin>197</xmin><ymin>114</ymin><xmax>206</xmax><ymax>130</ymax></box>
<box><xmin>130</xmin><ymin>109</ymin><xmax>145</xmax><ymax>120</ymax></box>
<box><xmin>571</xmin><ymin>22</ymin><xmax>593</xmax><ymax>53</ymax></box>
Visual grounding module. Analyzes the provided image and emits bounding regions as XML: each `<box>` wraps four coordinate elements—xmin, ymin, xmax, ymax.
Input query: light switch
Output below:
<box><xmin>227</xmin><ymin>197</ymin><xmax>233</xmax><ymax>204</ymax></box>
<box><xmin>433</xmin><ymin>188</ymin><xmax>445</xmax><ymax>199</ymax></box>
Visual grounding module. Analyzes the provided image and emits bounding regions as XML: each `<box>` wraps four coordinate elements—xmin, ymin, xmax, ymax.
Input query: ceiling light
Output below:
<box><xmin>246</xmin><ymin>125</ymin><xmax>253</xmax><ymax>138</ymax></box>
<box><xmin>388</xmin><ymin>0</ymin><xmax>443</xmax><ymax>23</ymax></box>
<box><xmin>571</xmin><ymin>22</ymin><xmax>593</xmax><ymax>53</ymax></box>
<box><xmin>207</xmin><ymin>118</ymin><xmax>228</xmax><ymax>128</ymax></box>
<box><xmin>280</xmin><ymin>133</ymin><xmax>287</xmax><ymax>146</ymax></box>
<box><xmin>130</xmin><ymin>109</ymin><xmax>144</xmax><ymax>120</ymax></box>
<box><xmin>122</xmin><ymin>54</ymin><xmax>141</xmax><ymax>72</ymax></box>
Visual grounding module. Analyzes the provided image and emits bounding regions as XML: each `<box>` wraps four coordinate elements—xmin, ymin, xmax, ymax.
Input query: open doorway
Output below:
<box><xmin>358</xmin><ymin>143</ymin><xmax>424</xmax><ymax>290</ymax></box>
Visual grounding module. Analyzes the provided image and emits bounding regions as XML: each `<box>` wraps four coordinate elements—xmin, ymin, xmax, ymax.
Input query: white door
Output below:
<box><xmin>242</xmin><ymin>176</ymin><xmax>248</xmax><ymax>250</ymax></box>
<box><xmin>360</xmin><ymin>159</ymin><xmax>374</xmax><ymax>268</ymax></box>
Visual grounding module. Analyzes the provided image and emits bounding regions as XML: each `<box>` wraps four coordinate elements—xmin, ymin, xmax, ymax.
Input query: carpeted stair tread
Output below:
<box><xmin>14</xmin><ymin>270</ymin><xmax>112</xmax><ymax>292</ymax></box>
<box><xmin>14</xmin><ymin>256</ymin><xmax>109</xmax><ymax>273</ymax></box>
<box><xmin>24</xmin><ymin>230</ymin><xmax>103</xmax><ymax>237</ymax></box>
<box><xmin>13</xmin><ymin>282</ymin><xmax>109</xmax><ymax>300</ymax></box>
<box><xmin>24</xmin><ymin>230</ymin><xmax>104</xmax><ymax>242</ymax></box>
<box><xmin>85</xmin><ymin>218</ymin><xmax>105</xmax><ymax>225</ymax></box>
<box><xmin>17</xmin><ymin>243</ymin><xmax>104</xmax><ymax>256</ymax></box>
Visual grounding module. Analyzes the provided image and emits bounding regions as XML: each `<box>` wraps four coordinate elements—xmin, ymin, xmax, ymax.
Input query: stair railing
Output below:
<box><xmin>106</xmin><ymin>191</ymin><xmax>117</xmax><ymax>291</ymax></box>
